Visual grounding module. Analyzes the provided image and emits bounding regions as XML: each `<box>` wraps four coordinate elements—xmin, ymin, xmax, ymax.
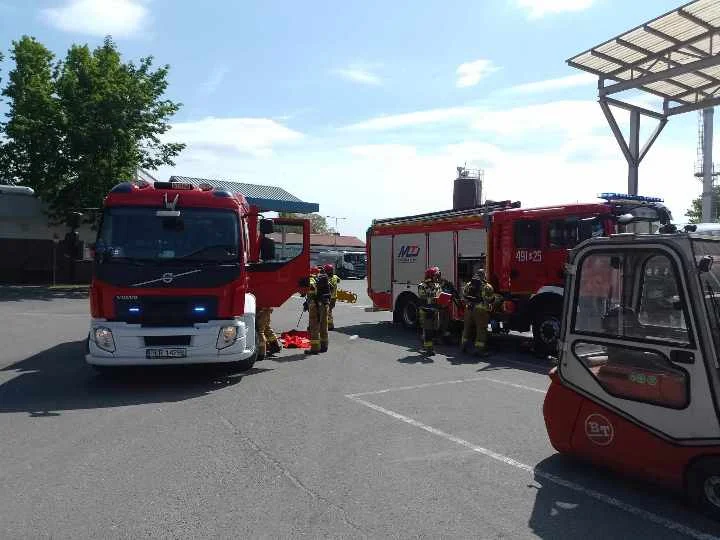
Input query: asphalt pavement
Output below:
<box><xmin>2</xmin><ymin>281</ymin><xmax>720</xmax><ymax>538</ymax></box>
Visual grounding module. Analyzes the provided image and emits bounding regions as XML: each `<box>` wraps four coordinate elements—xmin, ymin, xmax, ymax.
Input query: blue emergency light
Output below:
<box><xmin>128</xmin><ymin>307</ymin><xmax>140</xmax><ymax>313</ymax></box>
<box><xmin>600</xmin><ymin>193</ymin><xmax>664</xmax><ymax>203</ymax></box>
<box><xmin>193</xmin><ymin>306</ymin><xmax>206</xmax><ymax>313</ymax></box>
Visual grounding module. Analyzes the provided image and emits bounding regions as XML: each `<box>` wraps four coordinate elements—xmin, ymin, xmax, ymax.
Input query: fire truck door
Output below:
<box><xmin>560</xmin><ymin>245</ymin><xmax>720</xmax><ymax>441</ymax></box>
<box><xmin>369</xmin><ymin>235</ymin><xmax>392</xmax><ymax>295</ymax></box>
<box><xmin>511</xmin><ymin>219</ymin><xmax>544</xmax><ymax>294</ymax></box>
<box><xmin>247</xmin><ymin>218</ymin><xmax>310</xmax><ymax>308</ymax></box>
<box><xmin>428</xmin><ymin>232</ymin><xmax>454</xmax><ymax>285</ymax></box>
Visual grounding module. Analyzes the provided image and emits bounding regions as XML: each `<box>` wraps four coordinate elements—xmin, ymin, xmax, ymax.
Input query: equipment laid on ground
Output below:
<box><xmin>335</xmin><ymin>289</ymin><xmax>357</xmax><ymax>304</ymax></box>
<box><xmin>366</xmin><ymin>168</ymin><xmax>672</xmax><ymax>355</ymax></box>
<box><xmin>85</xmin><ymin>180</ymin><xmax>311</xmax><ymax>371</ymax></box>
<box><xmin>544</xmin><ymin>230</ymin><xmax>720</xmax><ymax>518</ymax></box>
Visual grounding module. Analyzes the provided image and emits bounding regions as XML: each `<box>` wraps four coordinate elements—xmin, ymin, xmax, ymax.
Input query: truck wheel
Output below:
<box><xmin>396</xmin><ymin>294</ymin><xmax>419</xmax><ymax>330</ymax></box>
<box><xmin>687</xmin><ymin>457</ymin><xmax>720</xmax><ymax>519</ymax></box>
<box><xmin>532</xmin><ymin>312</ymin><xmax>561</xmax><ymax>357</ymax></box>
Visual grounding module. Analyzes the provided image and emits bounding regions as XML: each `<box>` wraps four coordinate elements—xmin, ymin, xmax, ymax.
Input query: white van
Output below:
<box><xmin>315</xmin><ymin>250</ymin><xmax>367</xmax><ymax>279</ymax></box>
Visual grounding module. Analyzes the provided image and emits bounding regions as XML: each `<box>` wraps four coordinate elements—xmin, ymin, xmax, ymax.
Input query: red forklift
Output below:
<box><xmin>544</xmin><ymin>229</ymin><xmax>720</xmax><ymax>517</ymax></box>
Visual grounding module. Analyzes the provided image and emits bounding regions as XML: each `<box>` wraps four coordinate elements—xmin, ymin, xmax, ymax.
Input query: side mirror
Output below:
<box><xmin>260</xmin><ymin>219</ymin><xmax>274</xmax><ymax>235</ymax></box>
<box><xmin>698</xmin><ymin>255</ymin><xmax>714</xmax><ymax>273</ymax></box>
<box><xmin>617</xmin><ymin>213</ymin><xmax>634</xmax><ymax>225</ymax></box>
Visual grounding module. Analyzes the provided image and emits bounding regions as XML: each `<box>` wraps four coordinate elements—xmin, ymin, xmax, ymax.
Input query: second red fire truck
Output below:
<box><xmin>366</xmin><ymin>193</ymin><xmax>672</xmax><ymax>355</ymax></box>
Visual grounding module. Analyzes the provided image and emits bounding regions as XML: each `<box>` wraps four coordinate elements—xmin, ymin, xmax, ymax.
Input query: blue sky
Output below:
<box><xmin>0</xmin><ymin>0</ymin><xmax>707</xmax><ymax>237</ymax></box>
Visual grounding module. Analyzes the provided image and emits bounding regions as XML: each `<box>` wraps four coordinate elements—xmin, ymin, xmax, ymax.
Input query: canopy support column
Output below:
<box><xmin>599</xmin><ymin>97</ymin><xmax>667</xmax><ymax>195</ymax></box>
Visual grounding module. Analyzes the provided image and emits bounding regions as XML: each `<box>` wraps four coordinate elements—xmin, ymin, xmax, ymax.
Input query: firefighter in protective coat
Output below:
<box><xmin>461</xmin><ymin>269</ymin><xmax>496</xmax><ymax>356</ymax></box>
<box><xmin>418</xmin><ymin>267</ymin><xmax>443</xmax><ymax>355</ymax></box>
<box><xmin>304</xmin><ymin>266</ymin><xmax>331</xmax><ymax>354</ymax></box>
<box><xmin>324</xmin><ymin>264</ymin><xmax>341</xmax><ymax>330</ymax></box>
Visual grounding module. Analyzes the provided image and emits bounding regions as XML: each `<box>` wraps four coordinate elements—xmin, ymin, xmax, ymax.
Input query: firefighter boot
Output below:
<box><xmin>320</xmin><ymin>342</ymin><xmax>328</xmax><ymax>353</ymax></box>
<box><xmin>268</xmin><ymin>338</ymin><xmax>282</xmax><ymax>355</ymax></box>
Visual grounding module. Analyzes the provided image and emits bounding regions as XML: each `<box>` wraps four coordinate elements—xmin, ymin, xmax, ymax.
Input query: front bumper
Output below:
<box><xmin>85</xmin><ymin>317</ymin><xmax>256</xmax><ymax>366</ymax></box>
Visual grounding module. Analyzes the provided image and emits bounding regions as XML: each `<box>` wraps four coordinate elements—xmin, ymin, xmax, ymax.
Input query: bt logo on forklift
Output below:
<box><xmin>585</xmin><ymin>413</ymin><xmax>614</xmax><ymax>446</ymax></box>
<box><xmin>397</xmin><ymin>245</ymin><xmax>420</xmax><ymax>262</ymax></box>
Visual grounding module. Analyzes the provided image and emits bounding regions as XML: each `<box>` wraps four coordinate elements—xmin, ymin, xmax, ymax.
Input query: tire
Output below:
<box><xmin>532</xmin><ymin>312</ymin><xmax>561</xmax><ymax>357</ymax></box>
<box><xmin>396</xmin><ymin>294</ymin><xmax>419</xmax><ymax>330</ymax></box>
<box><xmin>687</xmin><ymin>457</ymin><xmax>720</xmax><ymax>519</ymax></box>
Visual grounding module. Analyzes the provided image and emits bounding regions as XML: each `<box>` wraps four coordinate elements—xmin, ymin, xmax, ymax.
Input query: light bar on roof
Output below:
<box><xmin>599</xmin><ymin>193</ymin><xmax>664</xmax><ymax>203</ymax></box>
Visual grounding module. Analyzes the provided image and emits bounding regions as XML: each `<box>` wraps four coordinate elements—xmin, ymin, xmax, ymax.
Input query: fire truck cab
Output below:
<box><xmin>86</xmin><ymin>180</ymin><xmax>310</xmax><ymax>371</ymax></box>
<box><xmin>367</xmin><ymin>194</ymin><xmax>671</xmax><ymax>355</ymax></box>
<box><xmin>544</xmin><ymin>232</ymin><xmax>720</xmax><ymax>517</ymax></box>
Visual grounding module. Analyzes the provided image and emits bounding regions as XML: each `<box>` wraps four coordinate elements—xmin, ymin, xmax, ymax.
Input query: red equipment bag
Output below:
<box><xmin>280</xmin><ymin>330</ymin><xmax>311</xmax><ymax>349</ymax></box>
<box><xmin>437</xmin><ymin>292</ymin><xmax>453</xmax><ymax>308</ymax></box>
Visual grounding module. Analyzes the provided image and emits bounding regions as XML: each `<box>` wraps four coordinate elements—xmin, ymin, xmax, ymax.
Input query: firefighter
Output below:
<box><xmin>418</xmin><ymin>266</ymin><xmax>443</xmax><ymax>355</ymax></box>
<box><xmin>256</xmin><ymin>308</ymin><xmax>282</xmax><ymax>360</ymax></box>
<box><xmin>305</xmin><ymin>266</ymin><xmax>331</xmax><ymax>354</ymax></box>
<box><xmin>324</xmin><ymin>263</ymin><xmax>341</xmax><ymax>330</ymax></box>
<box><xmin>461</xmin><ymin>269</ymin><xmax>495</xmax><ymax>356</ymax></box>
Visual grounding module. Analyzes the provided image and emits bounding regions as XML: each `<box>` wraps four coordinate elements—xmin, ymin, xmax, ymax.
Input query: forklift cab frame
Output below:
<box><xmin>544</xmin><ymin>232</ymin><xmax>720</xmax><ymax>517</ymax></box>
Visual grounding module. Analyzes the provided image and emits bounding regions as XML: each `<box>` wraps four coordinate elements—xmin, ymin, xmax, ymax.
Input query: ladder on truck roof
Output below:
<box><xmin>372</xmin><ymin>200</ymin><xmax>520</xmax><ymax>227</ymax></box>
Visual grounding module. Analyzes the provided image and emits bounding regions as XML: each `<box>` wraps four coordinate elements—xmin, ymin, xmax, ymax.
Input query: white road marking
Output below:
<box><xmin>346</xmin><ymin>395</ymin><xmax>718</xmax><ymax>540</ymax></box>
<box><xmin>347</xmin><ymin>376</ymin><xmax>546</xmax><ymax>398</ymax></box>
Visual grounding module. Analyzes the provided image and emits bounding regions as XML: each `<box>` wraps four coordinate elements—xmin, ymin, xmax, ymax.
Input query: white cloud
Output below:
<box><xmin>165</xmin><ymin>117</ymin><xmax>303</xmax><ymax>158</ymax></box>
<box><xmin>42</xmin><ymin>0</ymin><xmax>149</xmax><ymax>37</ymax></box>
<box><xmin>156</xmin><ymin>99</ymin><xmax>697</xmax><ymax>238</ymax></box>
<box><xmin>507</xmin><ymin>73</ymin><xmax>596</xmax><ymax>94</ymax></box>
<box><xmin>333</xmin><ymin>64</ymin><xmax>382</xmax><ymax>86</ymax></box>
<box><xmin>343</xmin><ymin>99</ymin><xmax>606</xmax><ymax>137</ymax></box>
<box><xmin>200</xmin><ymin>66</ymin><xmax>230</xmax><ymax>95</ymax></box>
<box><xmin>516</xmin><ymin>0</ymin><xmax>595</xmax><ymax>19</ymax></box>
<box><xmin>343</xmin><ymin>106</ymin><xmax>477</xmax><ymax>131</ymax></box>
<box><xmin>456</xmin><ymin>58</ymin><xmax>498</xmax><ymax>88</ymax></box>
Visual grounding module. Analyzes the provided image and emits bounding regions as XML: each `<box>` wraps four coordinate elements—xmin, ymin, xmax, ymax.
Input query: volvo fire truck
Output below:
<box><xmin>85</xmin><ymin>180</ymin><xmax>310</xmax><ymax>370</ymax></box>
<box><xmin>366</xmin><ymin>194</ymin><xmax>672</xmax><ymax>354</ymax></box>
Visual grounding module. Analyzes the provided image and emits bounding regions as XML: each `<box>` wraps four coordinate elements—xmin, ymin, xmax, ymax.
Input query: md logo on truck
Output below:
<box><xmin>397</xmin><ymin>245</ymin><xmax>420</xmax><ymax>262</ymax></box>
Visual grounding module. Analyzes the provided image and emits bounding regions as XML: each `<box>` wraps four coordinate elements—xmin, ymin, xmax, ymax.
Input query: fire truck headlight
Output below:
<box><xmin>217</xmin><ymin>325</ymin><xmax>238</xmax><ymax>349</ymax></box>
<box><xmin>94</xmin><ymin>327</ymin><xmax>116</xmax><ymax>352</ymax></box>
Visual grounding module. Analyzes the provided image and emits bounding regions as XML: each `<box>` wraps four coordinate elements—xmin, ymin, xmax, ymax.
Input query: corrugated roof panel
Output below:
<box><xmin>167</xmin><ymin>176</ymin><xmax>319</xmax><ymax>213</ymax></box>
<box><xmin>643</xmin><ymin>80</ymin><xmax>681</xmax><ymax>95</ymax></box>
<box><xmin>568</xmin><ymin>0</ymin><xmax>720</xmax><ymax>105</ymax></box>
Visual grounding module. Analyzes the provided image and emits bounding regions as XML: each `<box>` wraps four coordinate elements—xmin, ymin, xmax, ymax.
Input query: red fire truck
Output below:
<box><xmin>366</xmin><ymin>193</ymin><xmax>672</xmax><ymax>354</ymax></box>
<box><xmin>85</xmin><ymin>180</ymin><xmax>310</xmax><ymax>371</ymax></box>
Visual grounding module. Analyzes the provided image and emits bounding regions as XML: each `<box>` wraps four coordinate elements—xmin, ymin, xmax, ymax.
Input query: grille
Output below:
<box><xmin>144</xmin><ymin>335</ymin><xmax>192</xmax><ymax>346</ymax></box>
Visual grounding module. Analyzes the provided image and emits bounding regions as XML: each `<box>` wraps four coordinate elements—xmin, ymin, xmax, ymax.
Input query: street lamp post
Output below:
<box><xmin>324</xmin><ymin>216</ymin><xmax>347</xmax><ymax>247</ymax></box>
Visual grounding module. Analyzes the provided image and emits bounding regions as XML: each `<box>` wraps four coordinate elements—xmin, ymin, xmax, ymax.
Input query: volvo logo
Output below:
<box><xmin>131</xmin><ymin>268</ymin><xmax>203</xmax><ymax>287</ymax></box>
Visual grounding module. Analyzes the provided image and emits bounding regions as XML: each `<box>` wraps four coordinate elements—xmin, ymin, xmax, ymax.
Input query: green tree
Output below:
<box><xmin>1</xmin><ymin>36</ymin><xmax>184</xmax><ymax>223</ymax></box>
<box><xmin>685</xmin><ymin>185</ymin><xmax>720</xmax><ymax>223</ymax></box>
<box><xmin>279</xmin><ymin>212</ymin><xmax>335</xmax><ymax>234</ymax></box>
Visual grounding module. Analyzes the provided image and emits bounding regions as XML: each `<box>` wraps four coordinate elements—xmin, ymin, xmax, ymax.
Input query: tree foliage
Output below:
<box><xmin>685</xmin><ymin>185</ymin><xmax>720</xmax><ymax>223</ymax></box>
<box><xmin>0</xmin><ymin>35</ymin><xmax>184</xmax><ymax>224</ymax></box>
<box><xmin>279</xmin><ymin>212</ymin><xmax>335</xmax><ymax>234</ymax></box>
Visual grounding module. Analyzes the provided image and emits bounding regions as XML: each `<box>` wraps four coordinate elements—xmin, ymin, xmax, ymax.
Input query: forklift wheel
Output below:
<box><xmin>687</xmin><ymin>457</ymin><xmax>720</xmax><ymax>519</ymax></box>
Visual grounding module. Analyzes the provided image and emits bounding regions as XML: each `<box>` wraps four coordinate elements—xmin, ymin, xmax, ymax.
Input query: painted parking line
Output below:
<box><xmin>347</xmin><ymin>376</ymin><xmax>546</xmax><ymax>398</ymax></box>
<box><xmin>346</xmin><ymin>394</ymin><xmax>717</xmax><ymax>540</ymax></box>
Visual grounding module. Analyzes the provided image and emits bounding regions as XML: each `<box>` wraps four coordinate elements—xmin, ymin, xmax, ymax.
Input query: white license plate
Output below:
<box><xmin>145</xmin><ymin>348</ymin><xmax>187</xmax><ymax>359</ymax></box>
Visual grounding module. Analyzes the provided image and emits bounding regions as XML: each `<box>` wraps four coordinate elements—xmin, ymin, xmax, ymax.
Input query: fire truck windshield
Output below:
<box><xmin>96</xmin><ymin>206</ymin><xmax>240</xmax><ymax>265</ymax></box>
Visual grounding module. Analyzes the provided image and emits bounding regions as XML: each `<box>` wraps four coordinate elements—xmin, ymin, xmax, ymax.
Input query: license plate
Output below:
<box><xmin>145</xmin><ymin>348</ymin><xmax>187</xmax><ymax>359</ymax></box>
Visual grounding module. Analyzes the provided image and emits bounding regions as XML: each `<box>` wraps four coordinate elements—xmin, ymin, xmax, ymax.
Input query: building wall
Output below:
<box><xmin>0</xmin><ymin>192</ymin><xmax>95</xmax><ymax>284</ymax></box>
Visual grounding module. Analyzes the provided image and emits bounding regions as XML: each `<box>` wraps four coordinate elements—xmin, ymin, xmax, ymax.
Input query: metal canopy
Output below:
<box><xmin>568</xmin><ymin>0</ymin><xmax>720</xmax><ymax>195</ymax></box>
